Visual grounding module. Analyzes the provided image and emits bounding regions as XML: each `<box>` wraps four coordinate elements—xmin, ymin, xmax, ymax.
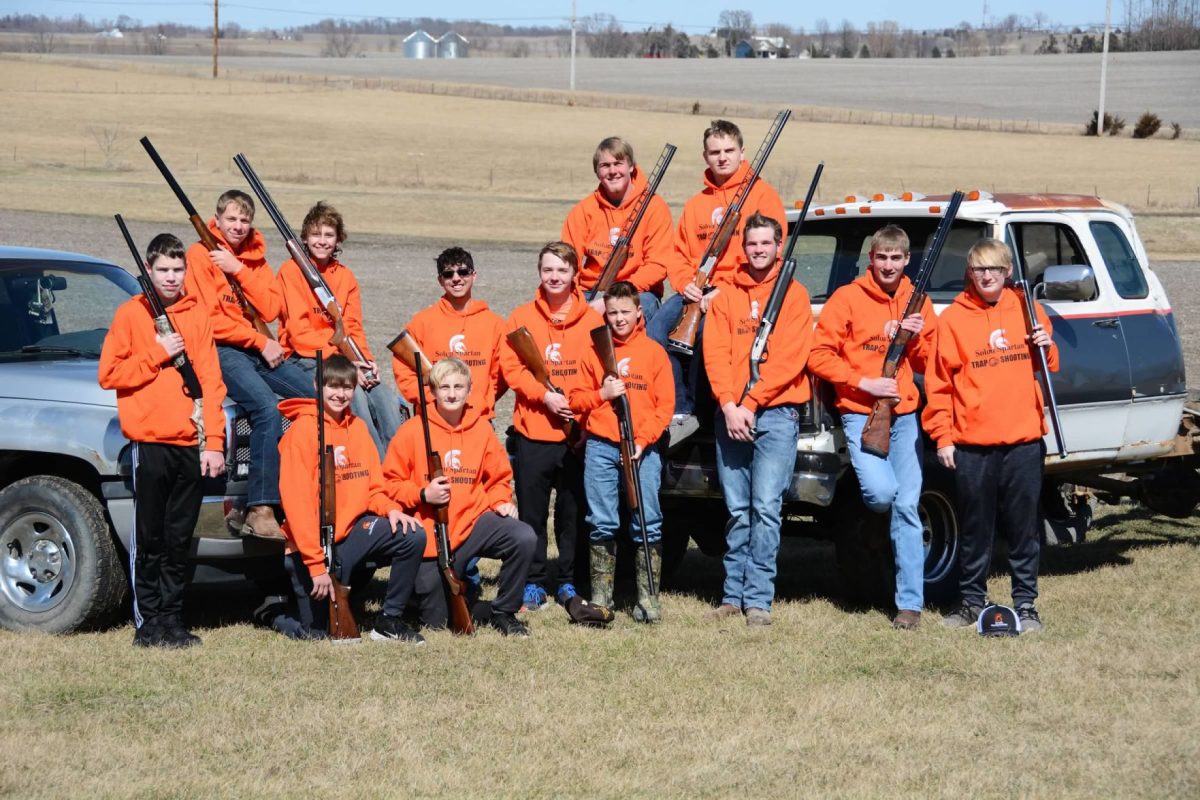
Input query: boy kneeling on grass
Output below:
<box><xmin>99</xmin><ymin>233</ymin><xmax>227</xmax><ymax>649</ymax></box>
<box><xmin>383</xmin><ymin>357</ymin><xmax>537</xmax><ymax>638</ymax></box>
<box><xmin>276</xmin><ymin>354</ymin><xmax>427</xmax><ymax>643</ymax></box>
<box><xmin>922</xmin><ymin>238</ymin><xmax>1058</xmax><ymax>632</ymax></box>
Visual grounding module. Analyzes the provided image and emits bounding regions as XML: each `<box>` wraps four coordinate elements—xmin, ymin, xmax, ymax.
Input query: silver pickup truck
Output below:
<box><xmin>660</xmin><ymin>191</ymin><xmax>1200</xmax><ymax>602</ymax></box>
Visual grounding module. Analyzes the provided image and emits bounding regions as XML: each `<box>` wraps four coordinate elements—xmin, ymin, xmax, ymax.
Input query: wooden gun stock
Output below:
<box><xmin>667</xmin><ymin>210</ymin><xmax>739</xmax><ymax>357</ymax></box>
<box><xmin>322</xmin><ymin>446</ymin><xmax>360</xmax><ymax>642</ymax></box>
<box><xmin>505</xmin><ymin>326</ymin><xmax>581</xmax><ymax>446</ymax></box>
<box><xmin>387</xmin><ymin>330</ymin><xmax>434</xmax><ymax>388</ymax></box>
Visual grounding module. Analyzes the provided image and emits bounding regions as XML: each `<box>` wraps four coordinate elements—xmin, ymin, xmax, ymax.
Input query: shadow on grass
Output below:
<box><xmin>1039</xmin><ymin>505</ymin><xmax>1200</xmax><ymax>577</ymax></box>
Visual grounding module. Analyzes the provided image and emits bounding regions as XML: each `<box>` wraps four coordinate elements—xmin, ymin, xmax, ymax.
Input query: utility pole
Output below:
<box><xmin>1097</xmin><ymin>0</ymin><xmax>1112</xmax><ymax>135</ymax></box>
<box><xmin>212</xmin><ymin>0</ymin><xmax>219</xmax><ymax>79</ymax></box>
<box><xmin>569</xmin><ymin>0</ymin><xmax>577</xmax><ymax>97</ymax></box>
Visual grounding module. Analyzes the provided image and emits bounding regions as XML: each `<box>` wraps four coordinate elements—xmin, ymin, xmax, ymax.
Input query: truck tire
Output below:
<box><xmin>0</xmin><ymin>476</ymin><xmax>127</xmax><ymax>633</ymax></box>
<box><xmin>659</xmin><ymin>499</ymin><xmax>728</xmax><ymax>585</ymax></box>
<box><xmin>919</xmin><ymin>474</ymin><xmax>961</xmax><ymax>605</ymax></box>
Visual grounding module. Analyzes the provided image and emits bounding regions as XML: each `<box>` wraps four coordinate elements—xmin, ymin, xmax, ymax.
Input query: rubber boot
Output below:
<box><xmin>632</xmin><ymin>544</ymin><xmax>662</xmax><ymax>624</ymax></box>
<box><xmin>589</xmin><ymin>542</ymin><xmax>616</xmax><ymax>611</ymax></box>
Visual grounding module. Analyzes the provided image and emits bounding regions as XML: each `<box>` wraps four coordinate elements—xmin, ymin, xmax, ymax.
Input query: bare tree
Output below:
<box><xmin>583</xmin><ymin>14</ymin><xmax>633</xmax><ymax>58</ymax></box>
<box><xmin>718</xmin><ymin>9</ymin><xmax>754</xmax><ymax>55</ymax></box>
<box><xmin>814</xmin><ymin>18</ymin><xmax>831</xmax><ymax>55</ymax></box>
<box><xmin>142</xmin><ymin>29</ymin><xmax>168</xmax><ymax>56</ymax></box>
<box><xmin>838</xmin><ymin>20</ymin><xmax>858</xmax><ymax>57</ymax></box>
<box><xmin>29</xmin><ymin>28</ymin><xmax>57</xmax><ymax>53</ymax></box>
<box><xmin>321</xmin><ymin>21</ymin><xmax>358</xmax><ymax>57</ymax></box>
<box><xmin>88</xmin><ymin>125</ymin><xmax>126</xmax><ymax>169</ymax></box>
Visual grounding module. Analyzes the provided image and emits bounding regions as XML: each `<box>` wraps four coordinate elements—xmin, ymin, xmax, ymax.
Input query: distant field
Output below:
<box><xmin>1</xmin><ymin>58</ymin><xmax>1197</xmax><ymax>259</ymax></box>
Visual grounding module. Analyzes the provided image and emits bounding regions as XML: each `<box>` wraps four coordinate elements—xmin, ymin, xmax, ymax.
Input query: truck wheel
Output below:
<box><xmin>833</xmin><ymin>500</ymin><xmax>894</xmax><ymax>609</ymax></box>
<box><xmin>0</xmin><ymin>476</ymin><xmax>127</xmax><ymax>633</ymax></box>
<box><xmin>659</xmin><ymin>500</ymin><xmax>727</xmax><ymax>585</ymax></box>
<box><xmin>920</xmin><ymin>476</ymin><xmax>960</xmax><ymax>605</ymax></box>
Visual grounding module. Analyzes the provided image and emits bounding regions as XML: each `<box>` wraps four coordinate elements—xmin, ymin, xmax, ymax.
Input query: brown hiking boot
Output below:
<box><xmin>243</xmin><ymin>505</ymin><xmax>285</xmax><ymax>541</ymax></box>
<box><xmin>704</xmin><ymin>603</ymin><xmax>741</xmax><ymax>621</ymax></box>
<box><xmin>892</xmin><ymin>610</ymin><xmax>922</xmax><ymax>630</ymax></box>
<box><xmin>745</xmin><ymin>607</ymin><xmax>772</xmax><ymax>627</ymax></box>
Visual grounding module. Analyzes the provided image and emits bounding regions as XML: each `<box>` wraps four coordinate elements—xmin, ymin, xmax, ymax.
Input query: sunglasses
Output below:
<box><xmin>439</xmin><ymin>267</ymin><xmax>475</xmax><ymax>279</ymax></box>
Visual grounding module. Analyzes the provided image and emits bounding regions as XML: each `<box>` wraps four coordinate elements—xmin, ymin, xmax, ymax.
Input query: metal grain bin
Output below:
<box><xmin>437</xmin><ymin>32</ymin><xmax>469</xmax><ymax>58</ymax></box>
<box><xmin>403</xmin><ymin>30</ymin><xmax>436</xmax><ymax>59</ymax></box>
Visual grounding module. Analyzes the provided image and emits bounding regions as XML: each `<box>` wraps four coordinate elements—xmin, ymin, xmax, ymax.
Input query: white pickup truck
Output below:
<box><xmin>660</xmin><ymin>191</ymin><xmax>1199</xmax><ymax>601</ymax></box>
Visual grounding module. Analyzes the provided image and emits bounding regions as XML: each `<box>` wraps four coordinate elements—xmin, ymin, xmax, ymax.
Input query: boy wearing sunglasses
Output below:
<box><xmin>922</xmin><ymin>237</ymin><xmax>1057</xmax><ymax>632</ymax></box>
<box><xmin>392</xmin><ymin>246</ymin><xmax>506</xmax><ymax>420</ymax></box>
<box><xmin>809</xmin><ymin>224</ymin><xmax>936</xmax><ymax>629</ymax></box>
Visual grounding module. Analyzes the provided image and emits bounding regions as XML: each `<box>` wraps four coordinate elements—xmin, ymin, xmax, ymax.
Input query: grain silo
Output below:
<box><xmin>437</xmin><ymin>32</ymin><xmax>469</xmax><ymax>58</ymax></box>
<box><xmin>403</xmin><ymin>30</ymin><xmax>436</xmax><ymax>59</ymax></box>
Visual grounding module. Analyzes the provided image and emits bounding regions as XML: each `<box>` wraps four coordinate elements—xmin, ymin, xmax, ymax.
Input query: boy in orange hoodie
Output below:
<box><xmin>647</xmin><ymin>119</ymin><xmax>788</xmax><ymax>443</ymax></box>
<box><xmin>499</xmin><ymin>241</ymin><xmax>603</xmax><ymax>612</ymax></box>
<box><xmin>570</xmin><ymin>281</ymin><xmax>674</xmax><ymax>622</ymax></box>
<box><xmin>277</xmin><ymin>354</ymin><xmax>426</xmax><ymax>643</ymax></box>
<box><xmin>276</xmin><ymin>201</ymin><xmax>404</xmax><ymax>458</ymax></box>
<box><xmin>185</xmin><ymin>189</ymin><xmax>314</xmax><ymax>541</ymax></box>
<box><xmin>99</xmin><ymin>233</ymin><xmax>227</xmax><ymax>648</ymax></box>
<box><xmin>808</xmin><ymin>225</ymin><xmax>936</xmax><ymax>630</ymax></box>
<box><xmin>702</xmin><ymin>214</ymin><xmax>813</xmax><ymax>627</ymax></box>
<box><xmin>392</xmin><ymin>247</ymin><xmax>506</xmax><ymax>420</ymax></box>
<box><xmin>383</xmin><ymin>358</ymin><xmax>536</xmax><ymax>637</ymax></box>
<box><xmin>561</xmin><ymin>136</ymin><xmax>673</xmax><ymax>318</ymax></box>
<box><xmin>922</xmin><ymin>238</ymin><xmax>1058</xmax><ymax>632</ymax></box>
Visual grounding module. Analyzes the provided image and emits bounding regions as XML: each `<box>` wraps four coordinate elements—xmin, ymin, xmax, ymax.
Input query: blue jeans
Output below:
<box><xmin>715</xmin><ymin>404</ymin><xmax>800</xmax><ymax>611</ymax></box>
<box><xmin>289</xmin><ymin>355</ymin><xmax>407</xmax><ymax>459</ymax></box>
<box><xmin>583</xmin><ymin>437</ymin><xmax>662</xmax><ymax>545</ymax></box>
<box><xmin>218</xmin><ymin>345</ymin><xmax>314</xmax><ymax>507</ymax></box>
<box><xmin>842</xmin><ymin>412</ymin><xmax>925</xmax><ymax>612</ymax></box>
<box><xmin>647</xmin><ymin>293</ymin><xmax>704</xmax><ymax>415</ymax></box>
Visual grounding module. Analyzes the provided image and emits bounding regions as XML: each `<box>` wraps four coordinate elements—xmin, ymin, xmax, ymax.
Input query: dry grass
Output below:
<box><xmin>0</xmin><ymin>505</ymin><xmax>1197</xmax><ymax>798</ymax></box>
<box><xmin>2</xmin><ymin>58</ymin><xmax>1198</xmax><ymax>259</ymax></box>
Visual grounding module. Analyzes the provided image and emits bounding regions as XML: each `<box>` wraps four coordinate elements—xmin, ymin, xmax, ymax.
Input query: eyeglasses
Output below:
<box><xmin>872</xmin><ymin>253</ymin><xmax>906</xmax><ymax>262</ymax></box>
<box><xmin>439</xmin><ymin>267</ymin><xmax>475</xmax><ymax>279</ymax></box>
<box><xmin>968</xmin><ymin>265</ymin><xmax>1008</xmax><ymax>276</ymax></box>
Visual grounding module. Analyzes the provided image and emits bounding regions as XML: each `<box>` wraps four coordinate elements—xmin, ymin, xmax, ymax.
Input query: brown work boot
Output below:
<box><xmin>892</xmin><ymin>610</ymin><xmax>922</xmax><ymax>630</ymax></box>
<box><xmin>243</xmin><ymin>505</ymin><xmax>285</xmax><ymax>541</ymax></box>
<box><xmin>745</xmin><ymin>607</ymin><xmax>772</xmax><ymax>627</ymax></box>
<box><xmin>704</xmin><ymin>603</ymin><xmax>741</xmax><ymax>621</ymax></box>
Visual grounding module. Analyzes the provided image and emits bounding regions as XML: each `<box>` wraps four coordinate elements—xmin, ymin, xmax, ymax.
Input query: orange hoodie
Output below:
<box><xmin>561</xmin><ymin>166</ymin><xmax>673</xmax><ymax>295</ymax></box>
<box><xmin>501</xmin><ymin>287</ymin><xmax>604</xmax><ymax>442</ymax></box>
<box><xmin>569</xmin><ymin>320</ymin><xmax>673</xmax><ymax>450</ymax></box>
<box><xmin>808</xmin><ymin>272</ymin><xmax>936</xmax><ymax>416</ymax></box>
<box><xmin>703</xmin><ymin>260</ymin><xmax>813</xmax><ymax>412</ymax></box>
<box><xmin>382</xmin><ymin>403</ymin><xmax>513</xmax><ymax>558</ymax></box>
<box><xmin>276</xmin><ymin>257</ymin><xmax>374</xmax><ymax>362</ymax></box>
<box><xmin>669</xmin><ymin>161</ymin><xmax>787</xmax><ymax>294</ymax></box>
<box><xmin>184</xmin><ymin>219</ymin><xmax>280</xmax><ymax>350</ymax></box>
<box><xmin>393</xmin><ymin>297</ymin><xmax>506</xmax><ymax>418</ymax></box>
<box><xmin>99</xmin><ymin>291</ymin><xmax>227</xmax><ymax>451</ymax></box>
<box><xmin>922</xmin><ymin>286</ymin><xmax>1059</xmax><ymax>449</ymax></box>
<box><xmin>278</xmin><ymin>398</ymin><xmax>396</xmax><ymax>578</ymax></box>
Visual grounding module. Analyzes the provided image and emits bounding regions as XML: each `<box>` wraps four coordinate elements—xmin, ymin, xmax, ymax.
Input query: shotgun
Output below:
<box><xmin>139</xmin><ymin>136</ymin><xmax>273</xmax><ymax>340</ymax></box>
<box><xmin>317</xmin><ymin>352</ymin><xmax>361</xmax><ymax>641</ymax></box>
<box><xmin>386</xmin><ymin>330</ymin><xmax>434</xmax><ymax>389</ymax></box>
<box><xmin>505</xmin><ymin>325</ymin><xmax>581</xmax><ymax>446</ymax></box>
<box><xmin>414</xmin><ymin>356</ymin><xmax>475</xmax><ymax>635</ymax></box>
<box><xmin>585</xmin><ymin>143</ymin><xmax>677</xmax><ymax>301</ymax></box>
<box><xmin>861</xmin><ymin>190</ymin><xmax>965</xmax><ymax>458</ymax></box>
<box><xmin>1013</xmin><ymin>278</ymin><xmax>1067</xmax><ymax>457</ymax></box>
<box><xmin>589</xmin><ymin>324</ymin><xmax>656</xmax><ymax>602</ymax></box>
<box><xmin>233</xmin><ymin>153</ymin><xmax>378</xmax><ymax>384</ymax></box>
<box><xmin>668</xmin><ymin>110</ymin><xmax>791</xmax><ymax>356</ymax></box>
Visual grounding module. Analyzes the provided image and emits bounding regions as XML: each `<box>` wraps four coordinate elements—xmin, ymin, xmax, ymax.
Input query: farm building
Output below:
<box><xmin>735</xmin><ymin>37</ymin><xmax>787</xmax><ymax>58</ymax></box>
<box><xmin>436</xmin><ymin>32</ymin><xmax>469</xmax><ymax>58</ymax></box>
<box><xmin>403</xmin><ymin>30</ymin><xmax>436</xmax><ymax>59</ymax></box>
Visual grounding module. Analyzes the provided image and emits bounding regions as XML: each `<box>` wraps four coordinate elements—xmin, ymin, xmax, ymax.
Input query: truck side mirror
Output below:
<box><xmin>1042</xmin><ymin>264</ymin><xmax>1097</xmax><ymax>302</ymax></box>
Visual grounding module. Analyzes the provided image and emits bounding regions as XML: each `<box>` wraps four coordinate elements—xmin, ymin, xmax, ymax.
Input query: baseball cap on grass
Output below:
<box><xmin>977</xmin><ymin>604</ymin><xmax>1022</xmax><ymax>637</ymax></box>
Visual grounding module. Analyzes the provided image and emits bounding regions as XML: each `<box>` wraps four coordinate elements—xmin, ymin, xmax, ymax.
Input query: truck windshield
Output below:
<box><xmin>0</xmin><ymin>261</ymin><xmax>138</xmax><ymax>359</ymax></box>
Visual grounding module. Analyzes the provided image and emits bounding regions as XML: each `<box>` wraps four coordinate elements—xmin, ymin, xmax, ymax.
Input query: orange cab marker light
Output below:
<box><xmin>966</xmin><ymin>190</ymin><xmax>981</xmax><ymax>201</ymax></box>
<box><xmin>814</xmin><ymin>208</ymin><xmax>826</xmax><ymax>216</ymax></box>
<box><xmin>835</xmin><ymin>206</ymin><xmax>847</xmax><ymax>215</ymax></box>
<box><xmin>929</xmin><ymin>206</ymin><xmax>942</xmax><ymax>214</ymax></box>
<box><xmin>844</xmin><ymin>195</ymin><xmax>859</xmax><ymax>203</ymax></box>
<box><xmin>900</xmin><ymin>192</ymin><xmax>914</xmax><ymax>201</ymax></box>
<box><xmin>859</xmin><ymin>206</ymin><xmax>872</xmax><ymax>214</ymax></box>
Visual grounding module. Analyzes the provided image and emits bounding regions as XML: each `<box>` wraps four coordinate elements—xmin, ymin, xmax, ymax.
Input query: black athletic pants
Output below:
<box><xmin>953</xmin><ymin>440</ymin><xmax>1044</xmax><ymax>607</ymax></box>
<box><xmin>510</xmin><ymin>431</ymin><xmax>587</xmax><ymax>590</ymax></box>
<box><xmin>131</xmin><ymin>442</ymin><xmax>202</xmax><ymax>629</ymax></box>
<box><xmin>415</xmin><ymin>511</ymin><xmax>535</xmax><ymax>627</ymax></box>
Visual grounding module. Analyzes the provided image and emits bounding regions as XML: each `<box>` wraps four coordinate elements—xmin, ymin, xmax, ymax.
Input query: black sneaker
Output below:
<box><xmin>132</xmin><ymin>619</ymin><xmax>167</xmax><ymax>648</ymax></box>
<box><xmin>490</xmin><ymin>611</ymin><xmax>531</xmax><ymax>638</ymax></box>
<box><xmin>157</xmin><ymin>614</ymin><xmax>202</xmax><ymax>648</ymax></box>
<box><xmin>369</xmin><ymin>614</ymin><xmax>426</xmax><ymax>645</ymax></box>
<box><xmin>1016</xmin><ymin>603</ymin><xmax>1043</xmax><ymax>632</ymax></box>
<box><xmin>942</xmin><ymin>602</ymin><xmax>984</xmax><ymax>629</ymax></box>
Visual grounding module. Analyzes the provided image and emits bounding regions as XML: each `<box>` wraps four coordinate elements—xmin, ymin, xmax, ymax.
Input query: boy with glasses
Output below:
<box><xmin>922</xmin><ymin>238</ymin><xmax>1058</xmax><ymax>632</ymax></box>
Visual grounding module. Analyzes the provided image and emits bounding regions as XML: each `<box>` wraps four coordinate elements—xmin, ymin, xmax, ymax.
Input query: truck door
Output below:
<box><xmin>1002</xmin><ymin>214</ymin><xmax>1133</xmax><ymax>459</ymax></box>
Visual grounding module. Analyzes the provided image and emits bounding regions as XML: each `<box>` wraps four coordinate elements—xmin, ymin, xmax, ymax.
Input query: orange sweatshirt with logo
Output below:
<box><xmin>808</xmin><ymin>272</ymin><xmax>936</xmax><ymax>416</ymax></box>
<box><xmin>382</xmin><ymin>404</ymin><xmax>514</xmax><ymax>558</ymax></box>
<box><xmin>184</xmin><ymin>219</ymin><xmax>280</xmax><ymax>350</ymax></box>
<box><xmin>393</xmin><ymin>297</ymin><xmax>506</xmax><ymax>418</ymax></box>
<box><xmin>501</xmin><ymin>287</ymin><xmax>604</xmax><ymax>443</ymax></box>
<box><xmin>669</xmin><ymin>161</ymin><xmax>787</xmax><ymax>294</ymax></box>
<box><xmin>561</xmin><ymin>166</ymin><xmax>673</xmax><ymax>296</ymax></box>
<box><xmin>275</xmin><ymin>257</ymin><xmax>375</xmax><ymax>362</ymax></box>
<box><xmin>99</xmin><ymin>291</ymin><xmax>227</xmax><ymax>451</ymax></box>
<box><xmin>278</xmin><ymin>398</ymin><xmax>396</xmax><ymax>578</ymax></box>
<box><xmin>703</xmin><ymin>260</ymin><xmax>814</xmax><ymax>412</ymax></box>
<box><xmin>922</xmin><ymin>286</ymin><xmax>1059</xmax><ymax>449</ymax></box>
<box><xmin>569</xmin><ymin>320</ymin><xmax>673</xmax><ymax>450</ymax></box>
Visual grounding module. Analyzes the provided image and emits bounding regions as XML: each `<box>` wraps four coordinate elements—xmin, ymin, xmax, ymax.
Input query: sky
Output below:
<box><xmin>3</xmin><ymin>1</ymin><xmax>1115</xmax><ymax>33</ymax></box>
